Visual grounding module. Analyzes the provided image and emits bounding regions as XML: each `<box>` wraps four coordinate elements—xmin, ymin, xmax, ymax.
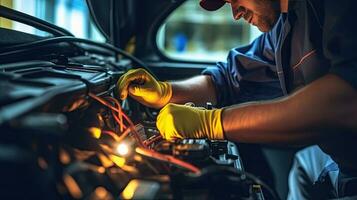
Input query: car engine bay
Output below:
<box><xmin>0</xmin><ymin>4</ymin><xmax>278</xmax><ymax>200</ymax></box>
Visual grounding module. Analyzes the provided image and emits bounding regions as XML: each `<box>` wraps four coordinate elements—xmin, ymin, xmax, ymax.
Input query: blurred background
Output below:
<box><xmin>157</xmin><ymin>0</ymin><xmax>262</xmax><ymax>62</ymax></box>
<box><xmin>0</xmin><ymin>0</ymin><xmax>105</xmax><ymax>41</ymax></box>
<box><xmin>0</xmin><ymin>0</ymin><xmax>262</xmax><ymax>62</ymax></box>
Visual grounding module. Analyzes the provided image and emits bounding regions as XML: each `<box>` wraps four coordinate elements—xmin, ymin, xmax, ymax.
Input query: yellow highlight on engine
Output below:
<box><xmin>121</xmin><ymin>180</ymin><xmax>139</xmax><ymax>199</ymax></box>
<box><xmin>88</xmin><ymin>127</ymin><xmax>101</xmax><ymax>139</ymax></box>
<box><xmin>109</xmin><ymin>154</ymin><xmax>126</xmax><ymax>167</ymax></box>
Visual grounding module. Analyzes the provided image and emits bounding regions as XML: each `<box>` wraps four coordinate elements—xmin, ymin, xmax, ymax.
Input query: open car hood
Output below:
<box><xmin>86</xmin><ymin>0</ymin><xmax>184</xmax><ymax>52</ymax></box>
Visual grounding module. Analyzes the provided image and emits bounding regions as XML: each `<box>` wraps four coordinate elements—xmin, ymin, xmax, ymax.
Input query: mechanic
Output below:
<box><xmin>117</xmin><ymin>0</ymin><xmax>357</xmax><ymax>199</ymax></box>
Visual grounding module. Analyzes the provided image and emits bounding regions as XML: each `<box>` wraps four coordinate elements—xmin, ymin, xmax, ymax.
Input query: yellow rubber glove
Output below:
<box><xmin>117</xmin><ymin>68</ymin><xmax>172</xmax><ymax>109</ymax></box>
<box><xmin>156</xmin><ymin>103</ymin><xmax>225</xmax><ymax>141</ymax></box>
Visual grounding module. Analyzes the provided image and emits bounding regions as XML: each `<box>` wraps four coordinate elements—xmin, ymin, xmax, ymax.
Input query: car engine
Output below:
<box><xmin>0</xmin><ymin>5</ymin><xmax>277</xmax><ymax>200</ymax></box>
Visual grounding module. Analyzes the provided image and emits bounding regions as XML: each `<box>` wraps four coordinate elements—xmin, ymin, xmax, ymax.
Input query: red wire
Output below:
<box><xmin>106</xmin><ymin>96</ymin><xmax>125</xmax><ymax>132</ymax></box>
<box><xmin>89</xmin><ymin>93</ymin><xmax>146</xmax><ymax>148</ymax></box>
<box><xmin>111</xmin><ymin>109</ymin><xmax>127</xmax><ymax>130</ymax></box>
<box><xmin>106</xmin><ymin>97</ymin><xmax>146</xmax><ymax>147</ymax></box>
<box><xmin>89</xmin><ymin>93</ymin><xmax>127</xmax><ymax>131</ymax></box>
<box><xmin>88</xmin><ymin>93</ymin><xmax>201</xmax><ymax>174</ymax></box>
<box><xmin>116</xmin><ymin>128</ymin><xmax>131</xmax><ymax>143</ymax></box>
<box><xmin>102</xmin><ymin>130</ymin><xmax>120</xmax><ymax>142</ymax></box>
<box><xmin>143</xmin><ymin>135</ymin><xmax>163</xmax><ymax>147</ymax></box>
<box><xmin>88</xmin><ymin>93</ymin><xmax>118</xmax><ymax>111</ymax></box>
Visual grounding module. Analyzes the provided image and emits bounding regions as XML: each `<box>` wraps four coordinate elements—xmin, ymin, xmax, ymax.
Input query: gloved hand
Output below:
<box><xmin>117</xmin><ymin>68</ymin><xmax>172</xmax><ymax>108</ymax></box>
<box><xmin>156</xmin><ymin>103</ymin><xmax>225</xmax><ymax>141</ymax></box>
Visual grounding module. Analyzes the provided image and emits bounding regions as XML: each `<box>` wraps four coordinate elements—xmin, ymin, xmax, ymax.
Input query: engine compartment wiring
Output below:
<box><xmin>88</xmin><ymin>92</ymin><xmax>201</xmax><ymax>175</ymax></box>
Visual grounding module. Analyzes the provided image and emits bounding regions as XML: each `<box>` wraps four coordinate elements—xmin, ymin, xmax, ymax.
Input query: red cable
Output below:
<box><xmin>102</xmin><ymin>130</ymin><xmax>120</xmax><ymax>142</ymax></box>
<box><xmin>88</xmin><ymin>93</ymin><xmax>118</xmax><ymax>111</ymax></box>
<box><xmin>116</xmin><ymin>128</ymin><xmax>131</xmax><ymax>143</ymax></box>
<box><xmin>89</xmin><ymin>93</ymin><xmax>127</xmax><ymax>131</ymax></box>
<box><xmin>144</xmin><ymin>135</ymin><xmax>163</xmax><ymax>147</ymax></box>
<box><xmin>89</xmin><ymin>93</ymin><xmax>146</xmax><ymax>148</ymax></box>
<box><xmin>111</xmin><ymin>109</ymin><xmax>127</xmax><ymax>130</ymax></box>
<box><xmin>88</xmin><ymin>93</ymin><xmax>201</xmax><ymax>174</ymax></box>
<box><xmin>106</xmin><ymin>96</ymin><xmax>125</xmax><ymax>132</ymax></box>
<box><xmin>106</xmin><ymin>97</ymin><xmax>146</xmax><ymax>147</ymax></box>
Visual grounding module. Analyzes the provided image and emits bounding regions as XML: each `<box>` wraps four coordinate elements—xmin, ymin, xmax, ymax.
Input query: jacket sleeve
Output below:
<box><xmin>202</xmin><ymin>32</ymin><xmax>283</xmax><ymax>107</ymax></box>
<box><xmin>323</xmin><ymin>0</ymin><xmax>357</xmax><ymax>89</ymax></box>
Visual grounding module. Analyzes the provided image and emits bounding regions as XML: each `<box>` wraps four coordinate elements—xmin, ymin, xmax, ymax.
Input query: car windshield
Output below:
<box><xmin>0</xmin><ymin>0</ymin><xmax>105</xmax><ymax>42</ymax></box>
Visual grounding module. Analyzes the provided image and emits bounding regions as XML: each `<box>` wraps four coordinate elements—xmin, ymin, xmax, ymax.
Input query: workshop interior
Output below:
<box><xmin>0</xmin><ymin>0</ymin><xmax>297</xmax><ymax>199</ymax></box>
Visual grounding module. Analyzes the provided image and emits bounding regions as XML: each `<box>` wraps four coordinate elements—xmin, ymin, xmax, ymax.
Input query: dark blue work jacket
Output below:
<box><xmin>203</xmin><ymin>0</ymin><xmax>357</xmax><ymax>171</ymax></box>
<box><xmin>204</xmin><ymin>0</ymin><xmax>357</xmax><ymax>106</ymax></box>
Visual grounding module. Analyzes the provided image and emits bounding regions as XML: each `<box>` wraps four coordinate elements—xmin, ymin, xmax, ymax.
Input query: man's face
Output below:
<box><xmin>226</xmin><ymin>0</ymin><xmax>280</xmax><ymax>32</ymax></box>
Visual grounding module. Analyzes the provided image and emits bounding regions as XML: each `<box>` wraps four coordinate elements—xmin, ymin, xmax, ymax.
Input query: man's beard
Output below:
<box><xmin>255</xmin><ymin>0</ymin><xmax>280</xmax><ymax>32</ymax></box>
<box><xmin>255</xmin><ymin>12</ymin><xmax>278</xmax><ymax>32</ymax></box>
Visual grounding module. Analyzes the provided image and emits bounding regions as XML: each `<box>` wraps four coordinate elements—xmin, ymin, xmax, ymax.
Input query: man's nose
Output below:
<box><xmin>231</xmin><ymin>6</ymin><xmax>246</xmax><ymax>20</ymax></box>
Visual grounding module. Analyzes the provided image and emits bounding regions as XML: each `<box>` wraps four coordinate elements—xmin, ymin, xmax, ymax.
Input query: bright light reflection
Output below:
<box><xmin>116</xmin><ymin>143</ymin><xmax>129</xmax><ymax>156</ymax></box>
<box><xmin>121</xmin><ymin>180</ymin><xmax>139</xmax><ymax>199</ymax></box>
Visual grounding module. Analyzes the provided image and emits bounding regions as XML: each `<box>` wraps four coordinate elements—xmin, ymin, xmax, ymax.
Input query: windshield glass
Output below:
<box><xmin>0</xmin><ymin>0</ymin><xmax>105</xmax><ymax>42</ymax></box>
<box><xmin>156</xmin><ymin>0</ymin><xmax>262</xmax><ymax>62</ymax></box>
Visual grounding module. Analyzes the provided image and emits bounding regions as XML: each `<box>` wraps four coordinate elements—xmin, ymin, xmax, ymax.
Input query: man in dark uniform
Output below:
<box><xmin>117</xmin><ymin>0</ymin><xmax>357</xmax><ymax>198</ymax></box>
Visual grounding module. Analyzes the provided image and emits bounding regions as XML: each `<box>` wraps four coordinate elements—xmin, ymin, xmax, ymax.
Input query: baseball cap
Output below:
<box><xmin>199</xmin><ymin>0</ymin><xmax>226</xmax><ymax>11</ymax></box>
